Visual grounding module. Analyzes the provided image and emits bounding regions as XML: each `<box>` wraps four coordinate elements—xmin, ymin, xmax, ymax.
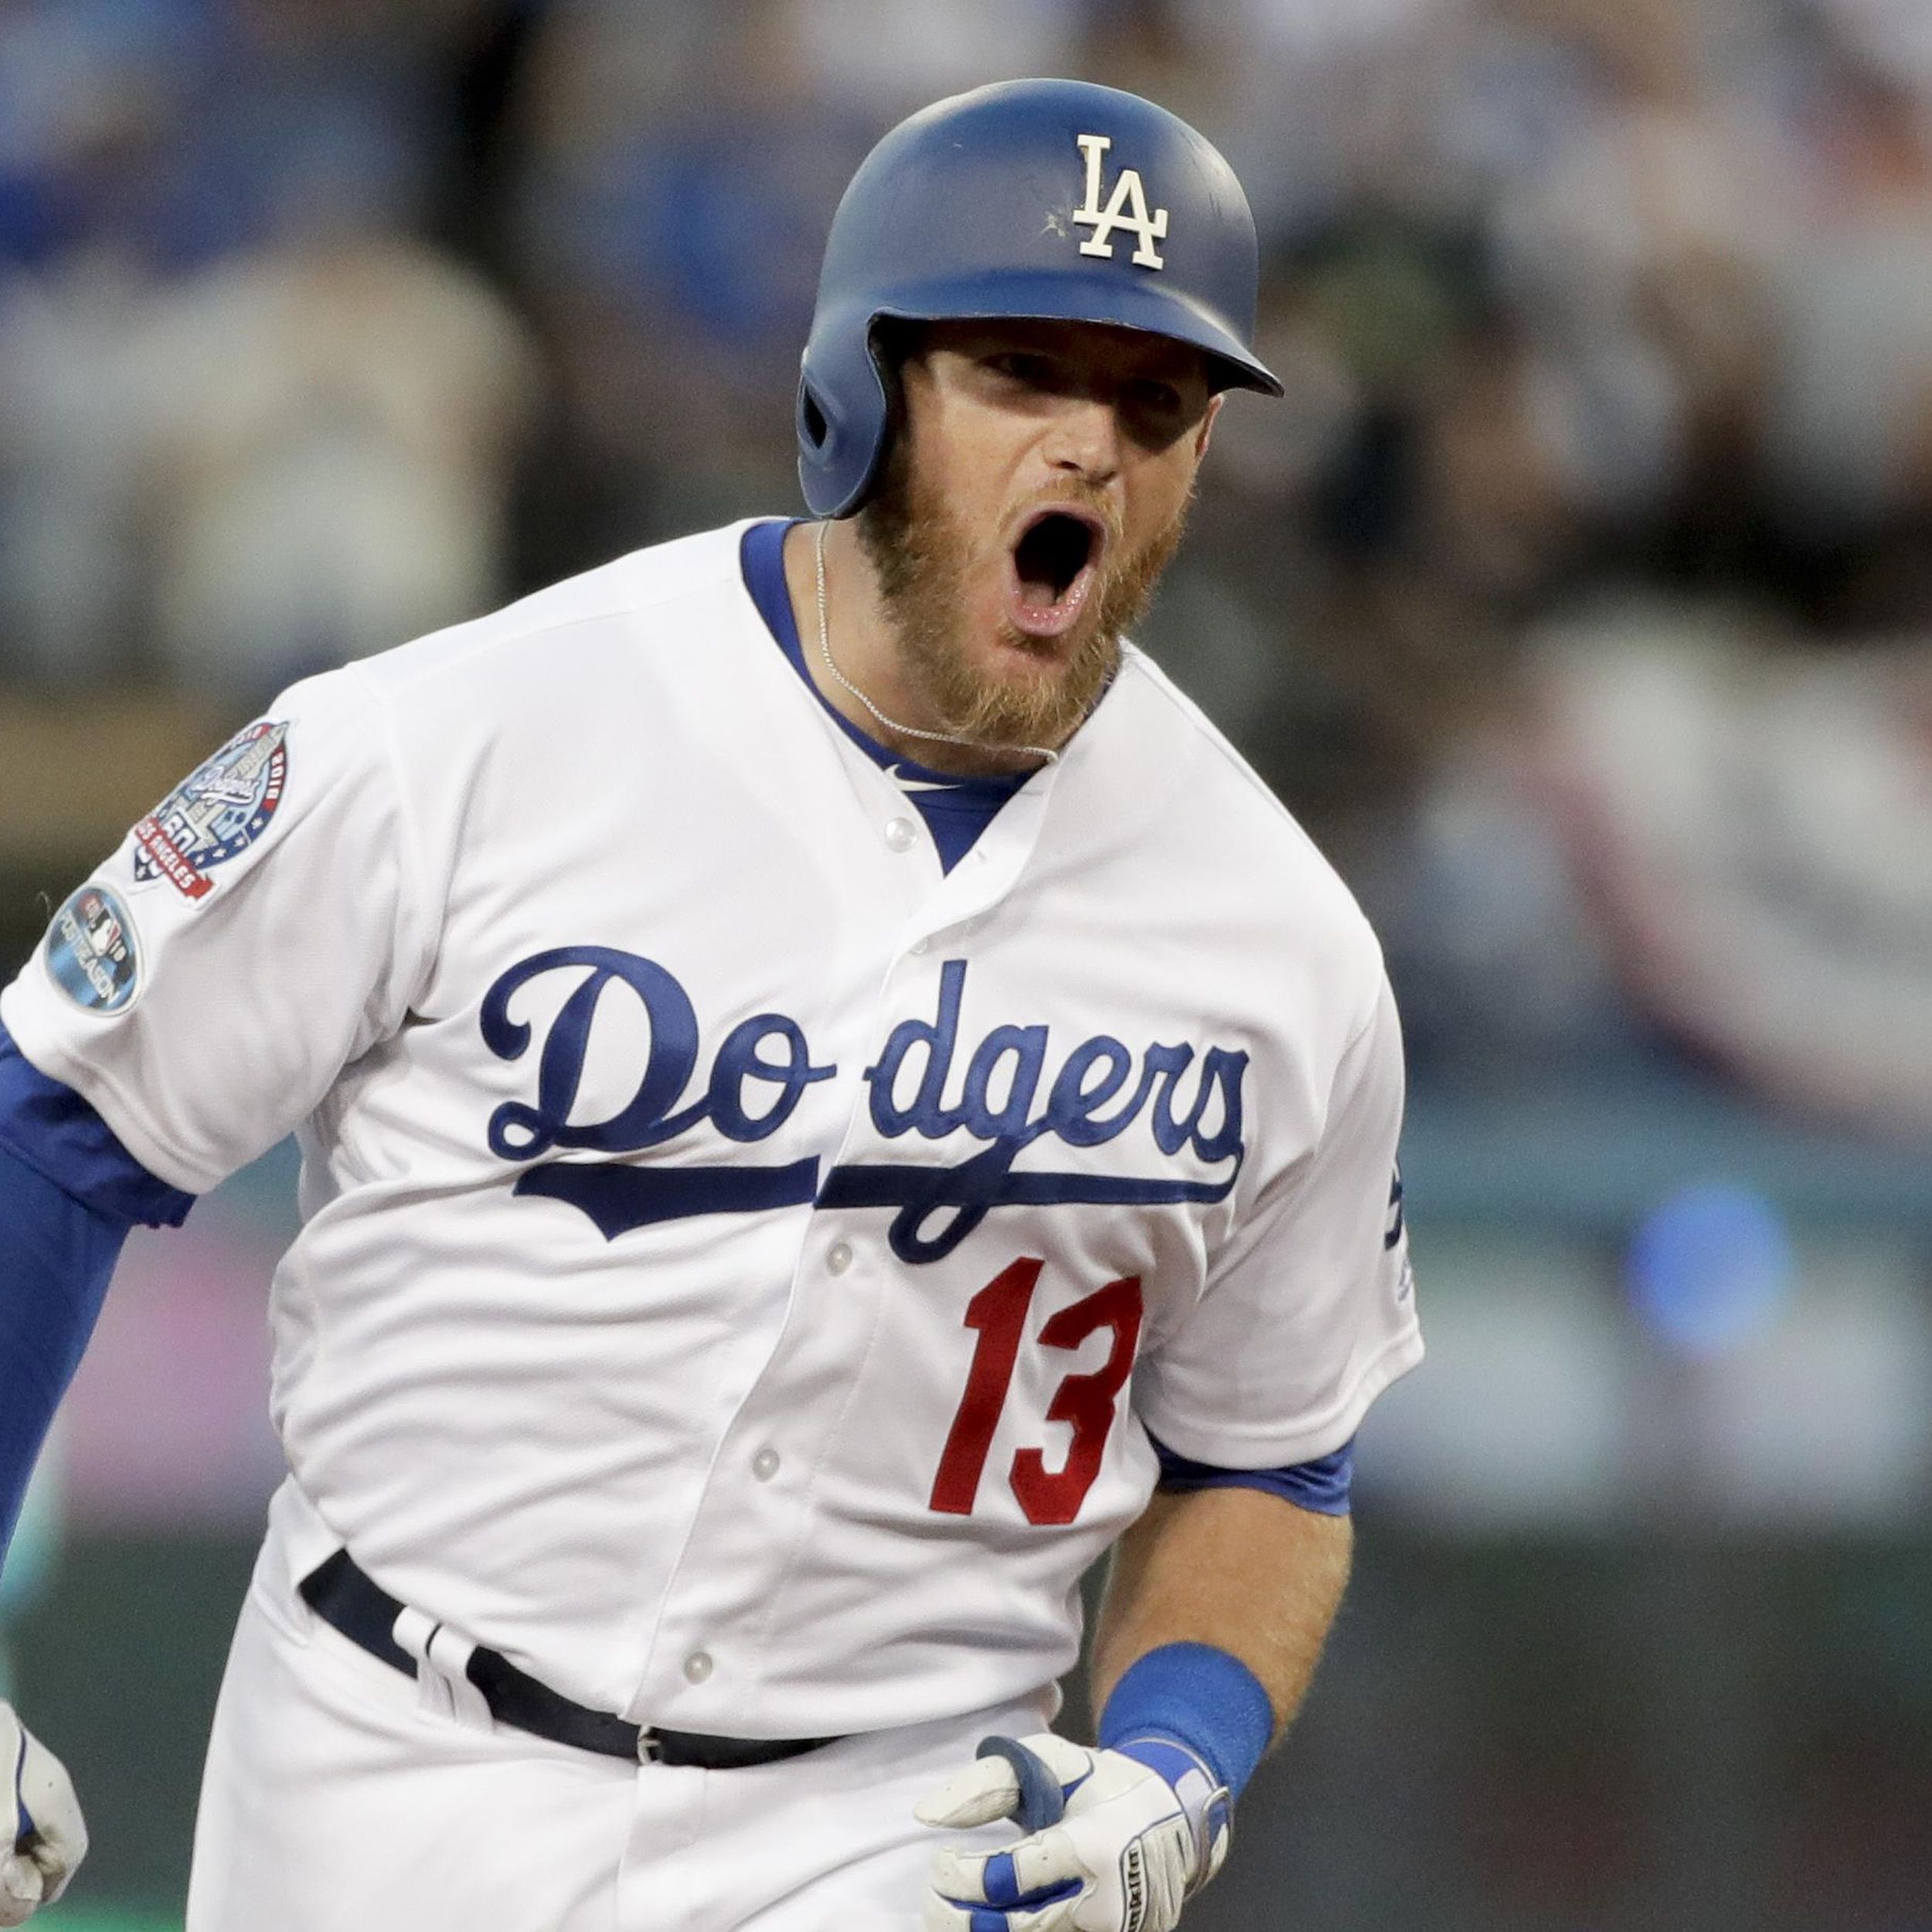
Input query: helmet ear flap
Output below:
<box><xmin>797</xmin><ymin>375</ymin><xmax>832</xmax><ymax>455</ymax></box>
<box><xmin>797</xmin><ymin>302</ymin><xmax>897</xmax><ymax>518</ymax></box>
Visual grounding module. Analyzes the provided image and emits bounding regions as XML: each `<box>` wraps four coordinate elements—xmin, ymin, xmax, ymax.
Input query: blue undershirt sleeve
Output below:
<box><xmin>0</xmin><ymin>1020</ymin><xmax>196</xmax><ymax>1567</ymax></box>
<box><xmin>0</xmin><ymin>1141</ymin><xmax>129</xmax><ymax>1561</ymax></box>
<box><xmin>1150</xmin><ymin>1433</ymin><xmax>1355</xmax><ymax>1516</ymax></box>
<box><xmin>0</xmin><ymin>1022</ymin><xmax>195</xmax><ymax>1226</ymax></box>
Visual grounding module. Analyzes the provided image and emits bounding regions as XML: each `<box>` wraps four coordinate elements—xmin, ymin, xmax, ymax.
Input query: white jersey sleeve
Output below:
<box><xmin>1133</xmin><ymin>971</ymin><xmax>1421</xmax><ymax>1471</ymax></box>
<box><xmin>0</xmin><ymin>665</ymin><xmax>433</xmax><ymax>1195</ymax></box>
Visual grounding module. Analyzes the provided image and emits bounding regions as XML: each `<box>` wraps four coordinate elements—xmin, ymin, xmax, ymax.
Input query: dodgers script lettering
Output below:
<box><xmin>480</xmin><ymin>948</ymin><xmax>1247</xmax><ymax>1263</ymax></box>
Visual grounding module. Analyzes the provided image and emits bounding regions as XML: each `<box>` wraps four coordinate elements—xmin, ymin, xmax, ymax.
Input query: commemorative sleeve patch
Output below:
<box><xmin>131</xmin><ymin>720</ymin><xmax>289</xmax><ymax>900</ymax></box>
<box><xmin>45</xmin><ymin>883</ymin><xmax>143</xmax><ymax>1016</ymax></box>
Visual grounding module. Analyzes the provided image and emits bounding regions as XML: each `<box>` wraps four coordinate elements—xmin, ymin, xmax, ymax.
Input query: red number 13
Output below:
<box><xmin>928</xmin><ymin>1258</ymin><xmax>1145</xmax><ymax>1526</ymax></box>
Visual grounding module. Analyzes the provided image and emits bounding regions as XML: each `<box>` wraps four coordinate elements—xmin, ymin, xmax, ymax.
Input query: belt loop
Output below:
<box><xmin>392</xmin><ymin>1606</ymin><xmax>495</xmax><ymax>1733</ymax></box>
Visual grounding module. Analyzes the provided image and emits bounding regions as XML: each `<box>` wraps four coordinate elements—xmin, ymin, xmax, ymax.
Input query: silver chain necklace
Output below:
<box><xmin>813</xmin><ymin>520</ymin><xmax>1058</xmax><ymax>768</ymax></box>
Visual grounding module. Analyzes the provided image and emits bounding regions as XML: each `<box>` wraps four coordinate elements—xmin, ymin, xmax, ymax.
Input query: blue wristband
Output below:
<box><xmin>1097</xmin><ymin>1641</ymin><xmax>1274</xmax><ymax>1800</ymax></box>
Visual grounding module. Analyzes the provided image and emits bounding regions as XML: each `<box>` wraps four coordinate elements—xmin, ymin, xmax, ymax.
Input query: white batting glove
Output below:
<box><xmin>916</xmin><ymin>1731</ymin><xmax>1230</xmax><ymax>1931</ymax></box>
<box><xmin>0</xmin><ymin>1703</ymin><xmax>87</xmax><ymax>1925</ymax></box>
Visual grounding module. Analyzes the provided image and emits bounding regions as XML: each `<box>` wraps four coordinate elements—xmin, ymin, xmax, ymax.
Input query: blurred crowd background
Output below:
<box><xmin>1</xmin><ymin>1</ymin><xmax>1930</xmax><ymax>1928</ymax></box>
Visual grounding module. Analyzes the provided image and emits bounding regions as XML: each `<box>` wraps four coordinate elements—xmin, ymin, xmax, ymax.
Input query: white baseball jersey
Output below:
<box><xmin>2</xmin><ymin>519</ymin><xmax>1422</xmax><ymax>1740</ymax></box>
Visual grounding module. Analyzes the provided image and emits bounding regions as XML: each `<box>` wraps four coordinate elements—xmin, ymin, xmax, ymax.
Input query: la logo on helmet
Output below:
<box><xmin>1073</xmin><ymin>133</ymin><xmax>1169</xmax><ymax>269</ymax></box>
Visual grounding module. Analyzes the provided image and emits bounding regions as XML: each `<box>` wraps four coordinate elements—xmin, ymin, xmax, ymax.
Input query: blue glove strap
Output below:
<box><xmin>975</xmin><ymin>1735</ymin><xmax>1066</xmax><ymax>1833</ymax></box>
<box><xmin>975</xmin><ymin>1850</ymin><xmax>1080</xmax><ymax>1918</ymax></box>
<box><xmin>1097</xmin><ymin>1641</ymin><xmax>1274</xmax><ymax>1800</ymax></box>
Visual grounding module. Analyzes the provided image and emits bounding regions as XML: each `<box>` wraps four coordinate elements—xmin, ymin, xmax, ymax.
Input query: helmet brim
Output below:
<box><xmin>864</xmin><ymin>268</ymin><xmax>1283</xmax><ymax>399</ymax></box>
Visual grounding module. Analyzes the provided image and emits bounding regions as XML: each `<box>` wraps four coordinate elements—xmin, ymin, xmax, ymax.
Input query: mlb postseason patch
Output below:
<box><xmin>45</xmin><ymin>883</ymin><xmax>143</xmax><ymax>1016</ymax></box>
<box><xmin>133</xmin><ymin>720</ymin><xmax>289</xmax><ymax>900</ymax></box>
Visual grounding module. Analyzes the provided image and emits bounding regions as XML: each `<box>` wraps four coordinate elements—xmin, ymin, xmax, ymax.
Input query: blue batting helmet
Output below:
<box><xmin>797</xmin><ymin>79</ymin><xmax>1283</xmax><ymax>519</ymax></box>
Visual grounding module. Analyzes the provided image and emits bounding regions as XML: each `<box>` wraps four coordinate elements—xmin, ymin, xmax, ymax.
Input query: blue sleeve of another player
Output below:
<box><xmin>0</xmin><ymin>1021</ymin><xmax>196</xmax><ymax>1565</ymax></box>
<box><xmin>1150</xmin><ymin>1434</ymin><xmax>1355</xmax><ymax>1516</ymax></box>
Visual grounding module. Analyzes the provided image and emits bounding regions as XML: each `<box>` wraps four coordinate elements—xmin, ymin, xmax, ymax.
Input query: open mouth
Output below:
<box><xmin>1006</xmin><ymin>507</ymin><xmax>1105</xmax><ymax>638</ymax></box>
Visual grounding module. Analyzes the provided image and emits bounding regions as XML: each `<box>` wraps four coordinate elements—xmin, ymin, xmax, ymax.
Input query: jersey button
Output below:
<box><xmin>884</xmin><ymin>817</ymin><xmax>917</xmax><ymax>852</ymax></box>
<box><xmin>683</xmin><ymin>1651</ymin><xmax>713</xmax><ymax>1685</ymax></box>
<box><xmin>752</xmin><ymin>1447</ymin><xmax>781</xmax><ymax>1481</ymax></box>
<box><xmin>826</xmin><ymin>1240</ymin><xmax>853</xmax><ymax>1275</ymax></box>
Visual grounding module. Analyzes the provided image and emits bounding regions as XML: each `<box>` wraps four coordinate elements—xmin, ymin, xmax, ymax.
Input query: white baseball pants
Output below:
<box><xmin>185</xmin><ymin>1532</ymin><xmax>1045</xmax><ymax>1932</ymax></box>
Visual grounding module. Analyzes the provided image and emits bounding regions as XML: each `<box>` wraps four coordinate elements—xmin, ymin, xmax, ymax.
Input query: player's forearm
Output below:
<box><xmin>1090</xmin><ymin>1485</ymin><xmax>1353</xmax><ymax>1746</ymax></box>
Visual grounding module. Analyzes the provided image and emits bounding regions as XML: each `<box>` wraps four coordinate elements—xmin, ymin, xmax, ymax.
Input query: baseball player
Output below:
<box><xmin>0</xmin><ymin>80</ymin><xmax>1420</xmax><ymax>1931</ymax></box>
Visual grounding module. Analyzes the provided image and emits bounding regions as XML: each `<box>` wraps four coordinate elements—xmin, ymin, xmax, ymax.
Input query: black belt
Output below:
<box><xmin>298</xmin><ymin>1549</ymin><xmax>837</xmax><ymax>1771</ymax></box>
